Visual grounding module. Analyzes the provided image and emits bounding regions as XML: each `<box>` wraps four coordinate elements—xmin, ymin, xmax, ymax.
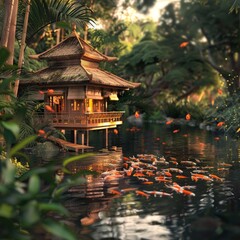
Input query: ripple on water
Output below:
<box><xmin>91</xmin><ymin>214</ymin><xmax>172</xmax><ymax>240</ymax></box>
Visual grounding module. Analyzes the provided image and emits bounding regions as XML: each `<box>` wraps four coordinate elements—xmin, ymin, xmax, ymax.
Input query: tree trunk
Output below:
<box><xmin>1</xmin><ymin>0</ymin><xmax>15</xmax><ymax>48</ymax></box>
<box><xmin>14</xmin><ymin>0</ymin><xmax>31</xmax><ymax>97</ymax></box>
<box><xmin>6</xmin><ymin>0</ymin><xmax>19</xmax><ymax>65</ymax></box>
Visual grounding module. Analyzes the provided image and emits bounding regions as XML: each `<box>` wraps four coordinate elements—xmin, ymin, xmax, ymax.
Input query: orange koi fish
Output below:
<box><xmin>133</xmin><ymin>172</ymin><xmax>146</xmax><ymax>177</ymax></box>
<box><xmin>191</xmin><ymin>176</ymin><xmax>199</xmax><ymax>182</ymax></box>
<box><xmin>142</xmin><ymin>181</ymin><xmax>154</xmax><ymax>185</ymax></box>
<box><xmin>166</xmin><ymin>182</ymin><xmax>182</xmax><ymax>193</ymax></box>
<box><xmin>123</xmin><ymin>167</ymin><xmax>134</xmax><ymax>176</ymax></box>
<box><xmin>218</xmin><ymin>89</ymin><xmax>223</xmax><ymax>95</ymax></box>
<box><xmin>144</xmin><ymin>190</ymin><xmax>173</xmax><ymax>198</ymax></box>
<box><xmin>218</xmin><ymin>163</ymin><xmax>232</xmax><ymax>167</ymax></box>
<box><xmin>123</xmin><ymin>156</ymin><xmax>130</xmax><ymax>161</ymax></box>
<box><xmin>166</xmin><ymin>120</ymin><xmax>173</xmax><ymax>125</ymax></box>
<box><xmin>123</xmin><ymin>163</ymin><xmax>128</xmax><ymax>169</ymax></box>
<box><xmin>38</xmin><ymin>129</ymin><xmax>46</xmax><ymax>136</ymax></box>
<box><xmin>121</xmin><ymin>188</ymin><xmax>137</xmax><ymax>193</ymax></box>
<box><xmin>176</xmin><ymin>175</ymin><xmax>188</xmax><ymax>179</ymax></box>
<box><xmin>217</xmin><ymin>168</ymin><xmax>229</xmax><ymax>171</ymax></box>
<box><xmin>217</xmin><ymin>122</ymin><xmax>225</xmax><ymax>127</ymax></box>
<box><xmin>135</xmin><ymin>190</ymin><xmax>149</xmax><ymax>199</ymax></box>
<box><xmin>182</xmin><ymin>185</ymin><xmax>196</xmax><ymax>190</ymax></box>
<box><xmin>185</xmin><ymin>113</ymin><xmax>191</xmax><ymax>121</ymax></box>
<box><xmin>170</xmin><ymin>161</ymin><xmax>178</xmax><ymax>165</ymax></box>
<box><xmin>173</xmin><ymin>182</ymin><xmax>195</xmax><ymax>196</ymax></box>
<box><xmin>162</xmin><ymin>171</ymin><xmax>172</xmax><ymax>177</ymax></box>
<box><xmin>109</xmin><ymin>189</ymin><xmax>121</xmax><ymax>195</ymax></box>
<box><xmin>155</xmin><ymin>177</ymin><xmax>172</xmax><ymax>183</ymax></box>
<box><xmin>47</xmin><ymin>89</ymin><xmax>54</xmax><ymax>94</ymax></box>
<box><xmin>180</xmin><ymin>161</ymin><xmax>196</xmax><ymax>166</ymax></box>
<box><xmin>173</xmin><ymin>129</ymin><xmax>180</xmax><ymax>133</ymax></box>
<box><xmin>179</xmin><ymin>41</ymin><xmax>189</xmax><ymax>48</ymax></box>
<box><xmin>191</xmin><ymin>173</ymin><xmax>212</xmax><ymax>182</ymax></box>
<box><xmin>167</xmin><ymin>168</ymin><xmax>183</xmax><ymax>174</ymax></box>
<box><xmin>209</xmin><ymin>174</ymin><xmax>224</xmax><ymax>182</ymax></box>
<box><xmin>146</xmin><ymin>171</ymin><xmax>155</xmax><ymax>177</ymax></box>
<box><xmin>138</xmin><ymin>177</ymin><xmax>149</xmax><ymax>182</ymax></box>
<box><xmin>182</xmin><ymin>189</ymin><xmax>195</xmax><ymax>197</ymax></box>
<box><xmin>44</xmin><ymin>105</ymin><xmax>54</xmax><ymax>113</ymax></box>
<box><xmin>192</xmin><ymin>169</ymin><xmax>208</xmax><ymax>174</ymax></box>
<box><xmin>113</xmin><ymin>129</ymin><xmax>118</xmax><ymax>135</ymax></box>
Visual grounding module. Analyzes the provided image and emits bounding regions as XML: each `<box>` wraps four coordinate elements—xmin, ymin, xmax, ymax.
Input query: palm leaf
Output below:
<box><xmin>16</xmin><ymin>0</ymin><xmax>94</xmax><ymax>45</ymax></box>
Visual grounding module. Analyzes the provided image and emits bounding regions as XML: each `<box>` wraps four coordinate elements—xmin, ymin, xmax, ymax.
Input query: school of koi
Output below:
<box><xmin>102</xmin><ymin>154</ymin><xmax>231</xmax><ymax>199</ymax></box>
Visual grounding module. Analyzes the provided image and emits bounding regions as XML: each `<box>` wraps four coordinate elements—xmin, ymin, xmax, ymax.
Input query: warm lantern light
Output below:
<box><xmin>185</xmin><ymin>113</ymin><xmax>191</xmax><ymax>121</ymax></box>
<box><xmin>217</xmin><ymin>121</ymin><xmax>225</xmax><ymax>127</ymax></box>
<box><xmin>47</xmin><ymin>89</ymin><xmax>54</xmax><ymax>94</ymax></box>
<box><xmin>45</xmin><ymin>105</ymin><xmax>55</xmax><ymax>113</ymax></box>
<box><xmin>179</xmin><ymin>41</ymin><xmax>189</xmax><ymax>48</ymax></box>
<box><xmin>135</xmin><ymin>111</ymin><xmax>140</xmax><ymax>118</ymax></box>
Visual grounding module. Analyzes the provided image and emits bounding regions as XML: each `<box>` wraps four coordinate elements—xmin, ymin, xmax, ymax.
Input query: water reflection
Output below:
<box><xmin>42</xmin><ymin>124</ymin><xmax>240</xmax><ymax>239</ymax></box>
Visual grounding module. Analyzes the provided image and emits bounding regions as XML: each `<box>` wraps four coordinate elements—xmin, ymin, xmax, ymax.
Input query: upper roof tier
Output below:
<box><xmin>22</xmin><ymin>31</ymin><xmax>140</xmax><ymax>90</ymax></box>
<box><xmin>29</xmin><ymin>32</ymin><xmax>117</xmax><ymax>62</ymax></box>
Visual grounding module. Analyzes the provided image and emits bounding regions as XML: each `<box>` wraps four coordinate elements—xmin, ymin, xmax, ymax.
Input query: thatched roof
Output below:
<box><xmin>30</xmin><ymin>33</ymin><xmax>117</xmax><ymax>62</ymax></box>
<box><xmin>20</xmin><ymin>65</ymin><xmax>140</xmax><ymax>89</ymax></box>
<box><xmin>20</xmin><ymin>33</ymin><xmax>140</xmax><ymax>90</ymax></box>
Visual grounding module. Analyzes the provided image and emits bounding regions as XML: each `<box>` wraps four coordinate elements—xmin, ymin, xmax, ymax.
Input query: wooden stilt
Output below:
<box><xmin>74</xmin><ymin>129</ymin><xmax>77</xmax><ymax>144</ymax></box>
<box><xmin>106</xmin><ymin>128</ymin><xmax>108</xmax><ymax>149</ymax></box>
<box><xmin>81</xmin><ymin>132</ymin><xmax>85</xmax><ymax>153</ymax></box>
<box><xmin>81</xmin><ymin>133</ymin><xmax>84</xmax><ymax>145</ymax></box>
<box><xmin>86</xmin><ymin>130</ymin><xmax>89</xmax><ymax>146</ymax></box>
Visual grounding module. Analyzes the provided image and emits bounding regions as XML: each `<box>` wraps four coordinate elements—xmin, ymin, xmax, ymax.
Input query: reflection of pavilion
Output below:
<box><xmin>66</xmin><ymin>149</ymin><xmax>123</xmax><ymax>199</ymax></box>
<box><xmin>61</xmin><ymin>150</ymin><xmax>124</xmax><ymax>236</ymax></box>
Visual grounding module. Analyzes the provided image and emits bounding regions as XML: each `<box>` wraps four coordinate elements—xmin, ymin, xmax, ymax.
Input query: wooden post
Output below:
<box><xmin>81</xmin><ymin>132</ymin><xmax>85</xmax><ymax>153</ymax></box>
<box><xmin>86</xmin><ymin>130</ymin><xmax>89</xmax><ymax>146</ymax></box>
<box><xmin>74</xmin><ymin>129</ymin><xmax>77</xmax><ymax>144</ymax></box>
<box><xmin>106</xmin><ymin>128</ymin><xmax>108</xmax><ymax>149</ymax></box>
<box><xmin>81</xmin><ymin>133</ymin><xmax>85</xmax><ymax>145</ymax></box>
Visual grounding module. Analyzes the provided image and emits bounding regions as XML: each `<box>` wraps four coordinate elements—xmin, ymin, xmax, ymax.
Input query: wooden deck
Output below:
<box><xmin>48</xmin><ymin>136</ymin><xmax>94</xmax><ymax>153</ymax></box>
<box><xmin>37</xmin><ymin>111</ymin><xmax>124</xmax><ymax>129</ymax></box>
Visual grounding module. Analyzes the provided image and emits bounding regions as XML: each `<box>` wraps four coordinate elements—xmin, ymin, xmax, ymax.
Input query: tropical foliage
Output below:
<box><xmin>0</xmin><ymin>47</ymin><xmax>97</xmax><ymax>240</ymax></box>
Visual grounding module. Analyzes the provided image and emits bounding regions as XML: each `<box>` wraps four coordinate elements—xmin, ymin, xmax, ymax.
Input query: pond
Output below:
<box><xmin>40</xmin><ymin>123</ymin><xmax>240</xmax><ymax>240</ymax></box>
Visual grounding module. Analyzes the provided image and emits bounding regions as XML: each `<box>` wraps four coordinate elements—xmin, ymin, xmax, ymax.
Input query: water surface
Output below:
<box><xmin>49</xmin><ymin>123</ymin><xmax>240</xmax><ymax>240</ymax></box>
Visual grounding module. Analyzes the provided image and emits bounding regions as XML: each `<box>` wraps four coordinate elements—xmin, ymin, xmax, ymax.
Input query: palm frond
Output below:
<box><xmin>17</xmin><ymin>0</ymin><xmax>94</xmax><ymax>45</ymax></box>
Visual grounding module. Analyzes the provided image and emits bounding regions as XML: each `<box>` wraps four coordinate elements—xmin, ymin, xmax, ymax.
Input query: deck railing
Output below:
<box><xmin>37</xmin><ymin>111</ymin><xmax>125</xmax><ymax>129</ymax></box>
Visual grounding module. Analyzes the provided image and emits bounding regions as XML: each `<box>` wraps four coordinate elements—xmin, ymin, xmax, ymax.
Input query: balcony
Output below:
<box><xmin>38</xmin><ymin>111</ymin><xmax>125</xmax><ymax>130</ymax></box>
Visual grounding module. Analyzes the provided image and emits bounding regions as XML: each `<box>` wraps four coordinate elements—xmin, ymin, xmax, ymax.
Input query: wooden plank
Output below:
<box><xmin>48</xmin><ymin>136</ymin><xmax>94</xmax><ymax>152</ymax></box>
